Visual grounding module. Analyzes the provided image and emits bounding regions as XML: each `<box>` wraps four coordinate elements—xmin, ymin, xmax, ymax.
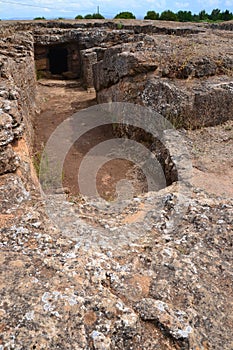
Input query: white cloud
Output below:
<box><xmin>197</xmin><ymin>0</ymin><xmax>220</xmax><ymax>7</ymax></box>
<box><xmin>175</xmin><ymin>2</ymin><xmax>190</xmax><ymax>9</ymax></box>
<box><xmin>145</xmin><ymin>0</ymin><xmax>167</xmax><ymax>9</ymax></box>
<box><xmin>225</xmin><ymin>0</ymin><xmax>233</xmax><ymax>6</ymax></box>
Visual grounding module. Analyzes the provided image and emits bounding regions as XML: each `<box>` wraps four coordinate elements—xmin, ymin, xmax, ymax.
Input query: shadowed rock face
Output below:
<box><xmin>0</xmin><ymin>20</ymin><xmax>233</xmax><ymax>350</ymax></box>
<box><xmin>0</xmin><ymin>32</ymin><xmax>36</xmax><ymax>176</ymax></box>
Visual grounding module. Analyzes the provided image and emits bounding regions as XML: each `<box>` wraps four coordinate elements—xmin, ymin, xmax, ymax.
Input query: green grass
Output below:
<box><xmin>33</xmin><ymin>150</ymin><xmax>64</xmax><ymax>190</ymax></box>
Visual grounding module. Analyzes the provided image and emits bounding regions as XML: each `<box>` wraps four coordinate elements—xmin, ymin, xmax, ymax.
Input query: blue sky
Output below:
<box><xmin>0</xmin><ymin>0</ymin><xmax>233</xmax><ymax>20</ymax></box>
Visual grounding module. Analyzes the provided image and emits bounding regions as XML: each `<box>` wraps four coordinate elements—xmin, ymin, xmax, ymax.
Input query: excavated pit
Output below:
<box><xmin>33</xmin><ymin>79</ymin><xmax>178</xmax><ymax>201</ymax></box>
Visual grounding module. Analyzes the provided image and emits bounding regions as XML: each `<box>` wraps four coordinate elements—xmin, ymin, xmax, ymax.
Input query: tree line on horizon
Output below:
<box><xmin>144</xmin><ymin>9</ymin><xmax>233</xmax><ymax>22</ymax></box>
<box><xmin>33</xmin><ymin>8</ymin><xmax>233</xmax><ymax>22</ymax></box>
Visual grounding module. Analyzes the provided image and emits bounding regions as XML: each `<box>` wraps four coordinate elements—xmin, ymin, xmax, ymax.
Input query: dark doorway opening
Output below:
<box><xmin>48</xmin><ymin>47</ymin><xmax>68</xmax><ymax>75</ymax></box>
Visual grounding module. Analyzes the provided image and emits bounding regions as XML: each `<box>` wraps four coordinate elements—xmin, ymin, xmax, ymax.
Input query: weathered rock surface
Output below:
<box><xmin>94</xmin><ymin>28</ymin><xmax>233</xmax><ymax>128</ymax></box>
<box><xmin>0</xmin><ymin>20</ymin><xmax>232</xmax><ymax>350</ymax></box>
<box><xmin>136</xmin><ymin>298</ymin><xmax>194</xmax><ymax>345</ymax></box>
<box><xmin>0</xmin><ymin>31</ymin><xmax>36</xmax><ymax>178</ymax></box>
<box><xmin>0</xmin><ymin>145</ymin><xmax>19</xmax><ymax>174</ymax></box>
<box><xmin>0</xmin><ymin>185</ymin><xmax>232</xmax><ymax>349</ymax></box>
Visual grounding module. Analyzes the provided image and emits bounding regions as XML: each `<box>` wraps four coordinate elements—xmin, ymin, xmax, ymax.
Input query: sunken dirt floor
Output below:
<box><xmin>34</xmin><ymin>79</ymin><xmax>233</xmax><ymax>200</ymax></box>
<box><xmin>33</xmin><ymin>79</ymin><xmax>149</xmax><ymax>200</ymax></box>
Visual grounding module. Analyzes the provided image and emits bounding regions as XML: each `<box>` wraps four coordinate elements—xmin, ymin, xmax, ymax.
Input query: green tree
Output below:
<box><xmin>177</xmin><ymin>10</ymin><xmax>193</xmax><ymax>22</ymax></box>
<box><xmin>33</xmin><ymin>16</ymin><xmax>46</xmax><ymax>20</ymax></box>
<box><xmin>192</xmin><ymin>14</ymin><xmax>200</xmax><ymax>22</ymax></box>
<box><xmin>221</xmin><ymin>10</ymin><xmax>233</xmax><ymax>21</ymax></box>
<box><xmin>92</xmin><ymin>13</ymin><xmax>105</xmax><ymax>19</ymax></box>
<box><xmin>160</xmin><ymin>10</ymin><xmax>178</xmax><ymax>21</ymax></box>
<box><xmin>84</xmin><ymin>14</ymin><xmax>93</xmax><ymax>19</ymax></box>
<box><xmin>144</xmin><ymin>11</ymin><xmax>159</xmax><ymax>20</ymax></box>
<box><xmin>198</xmin><ymin>10</ymin><xmax>208</xmax><ymax>21</ymax></box>
<box><xmin>209</xmin><ymin>8</ymin><xmax>221</xmax><ymax>21</ymax></box>
<box><xmin>75</xmin><ymin>15</ymin><xmax>83</xmax><ymax>19</ymax></box>
<box><xmin>114</xmin><ymin>11</ymin><xmax>136</xmax><ymax>19</ymax></box>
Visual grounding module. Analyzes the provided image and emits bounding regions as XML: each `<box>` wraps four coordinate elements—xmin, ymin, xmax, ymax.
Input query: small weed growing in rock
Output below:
<box><xmin>117</xmin><ymin>22</ymin><xmax>123</xmax><ymax>30</ymax></box>
<box><xmin>33</xmin><ymin>150</ymin><xmax>64</xmax><ymax>190</ymax></box>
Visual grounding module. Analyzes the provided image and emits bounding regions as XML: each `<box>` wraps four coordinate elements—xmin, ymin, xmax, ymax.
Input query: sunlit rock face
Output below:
<box><xmin>93</xmin><ymin>28</ymin><xmax>233</xmax><ymax>128</ymax></box>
